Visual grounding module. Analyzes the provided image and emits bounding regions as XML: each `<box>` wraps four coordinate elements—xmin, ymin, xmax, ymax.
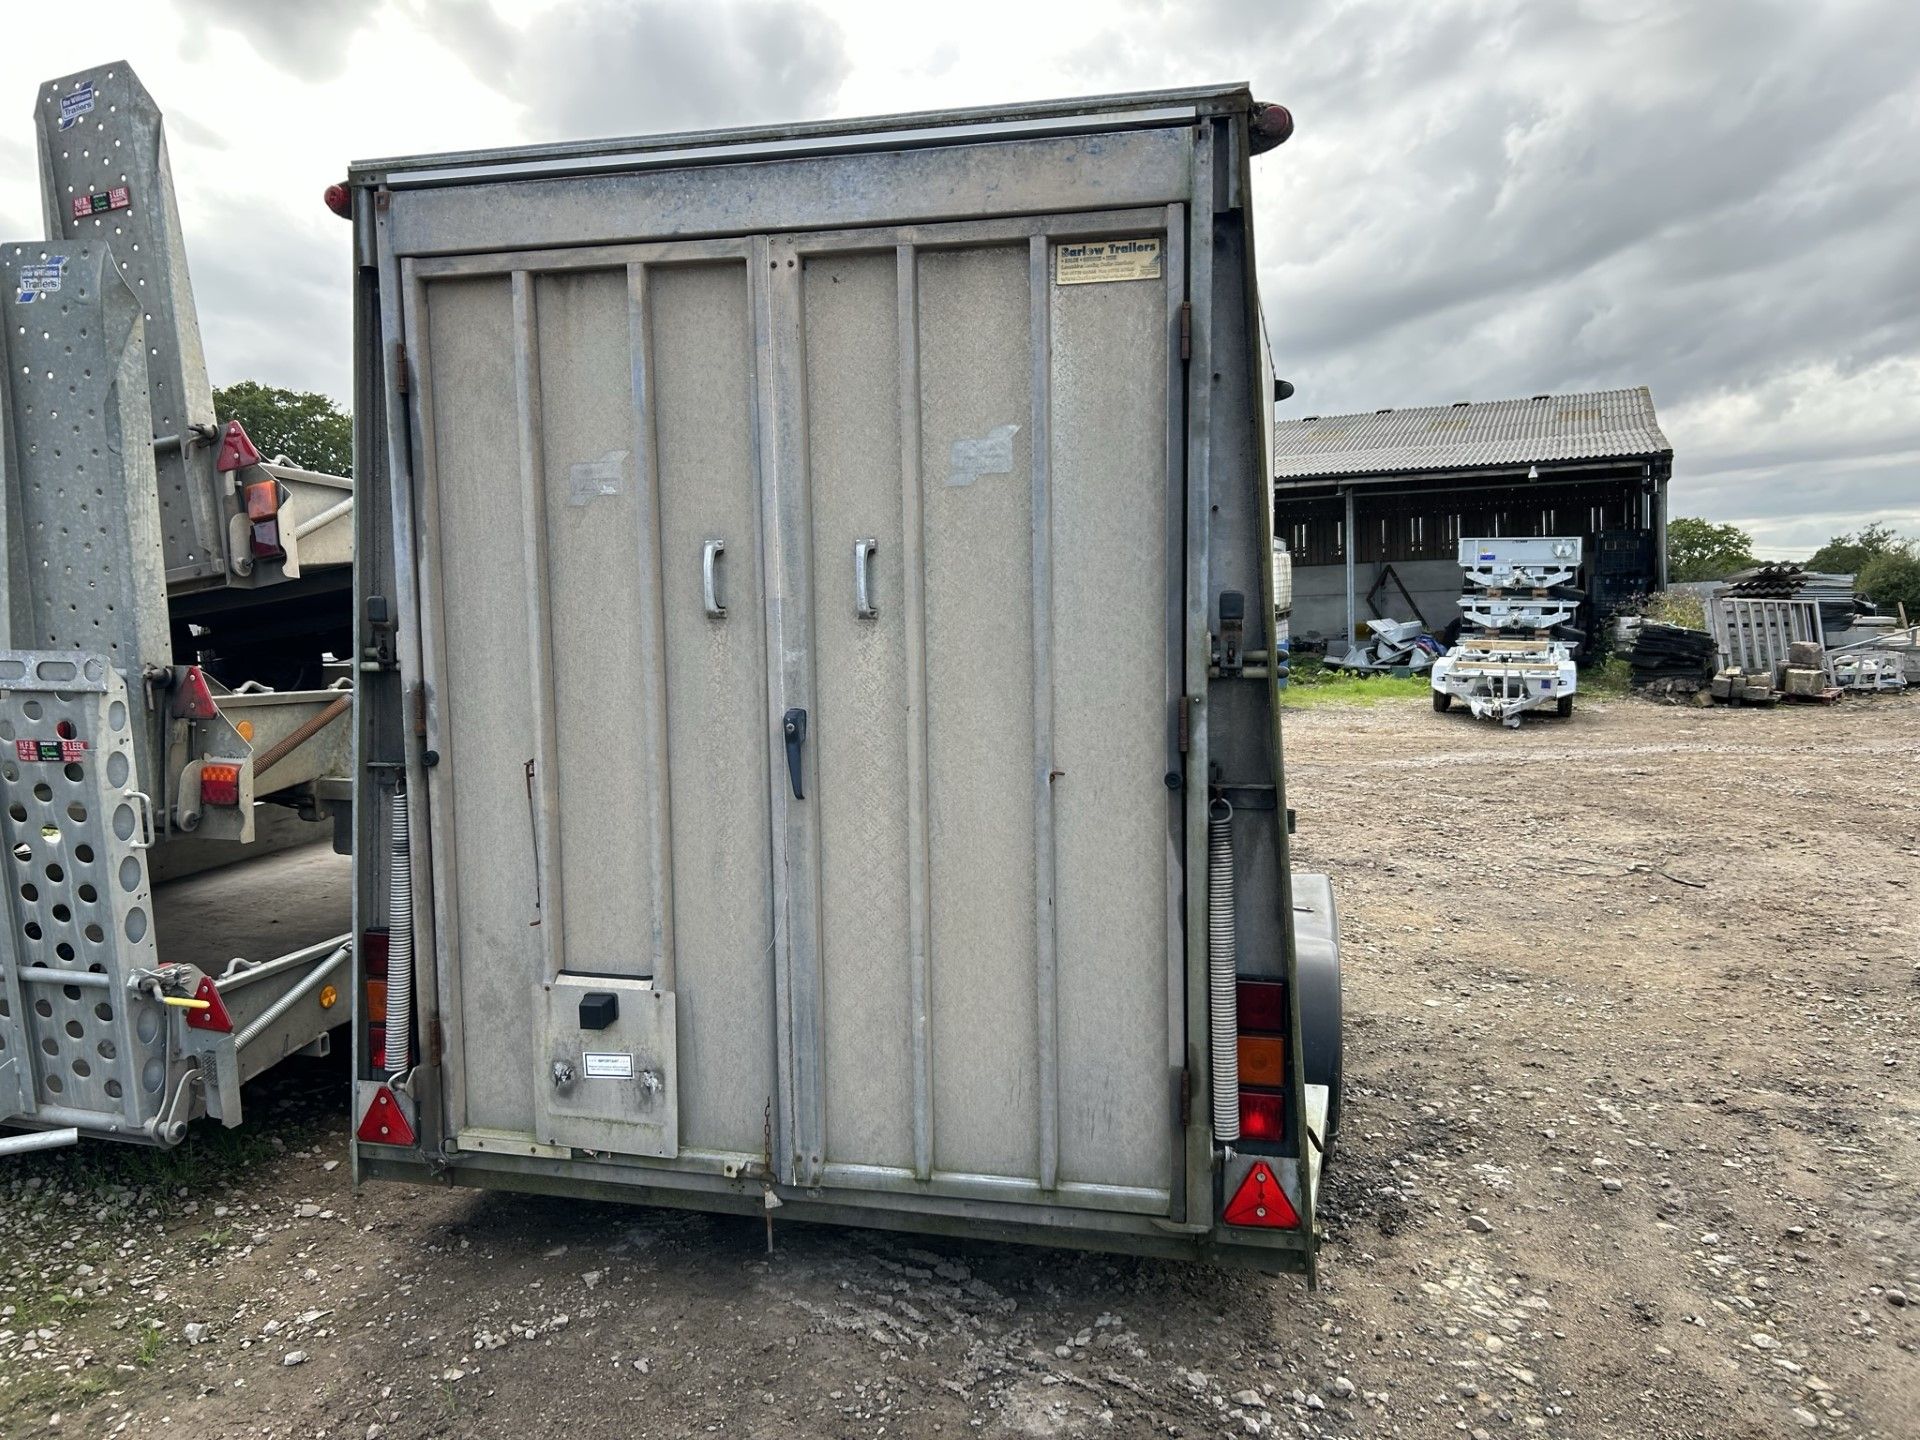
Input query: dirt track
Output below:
<box><xmin>3</xmin><ymin>690</ymin><xmax>1915</xmax><ymax>1439</ymax></box>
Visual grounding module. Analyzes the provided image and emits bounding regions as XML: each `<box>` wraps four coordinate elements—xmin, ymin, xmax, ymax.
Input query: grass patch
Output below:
<box><xmin>1581</xmin><ymin>656</ymin><xmax>1634</xmax><ymax>698</ymax></box>
<box><xmin>1280</xmin><ymin>655</ymin><xmax>1433</xmax><ymax>708</ymax></box>
<box><xmin>0</xmin><ymin>1365</ymin><xmax>114</xmax><ymax>1415</ymax></box>
<box><xmin>6</xmin><ymin>1111</ymin><xmax>292</xmax><ymax>1204</ymax></box>
<box><xmin>1280</xmin><ymin>654</ymin><xmax>1637</xmax><ymax>708</ymax></box>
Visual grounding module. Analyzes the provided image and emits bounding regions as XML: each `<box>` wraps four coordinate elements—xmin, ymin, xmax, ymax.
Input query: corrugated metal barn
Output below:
<box><xmin>1272</xmin><ymin>387</ymin><xmax>1674</xmax><ymax>652</ymax></box>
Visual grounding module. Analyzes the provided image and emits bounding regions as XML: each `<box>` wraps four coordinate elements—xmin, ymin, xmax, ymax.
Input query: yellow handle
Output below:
<box><xmin>160</xmin><ymin>996</ymin><xmax>211</xmax><ymax>1011</ymax></box>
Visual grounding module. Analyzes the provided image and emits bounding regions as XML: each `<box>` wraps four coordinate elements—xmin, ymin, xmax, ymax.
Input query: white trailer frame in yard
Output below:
<box><xmin>1433</xmin><ymin>537</ymin><xmax>1582</xmax><ymax>726</ymax></box>
<box><xmin>347</xmin><ymin>87</ymin><xmax>1343</xmax><ymax>1272</ymax></box>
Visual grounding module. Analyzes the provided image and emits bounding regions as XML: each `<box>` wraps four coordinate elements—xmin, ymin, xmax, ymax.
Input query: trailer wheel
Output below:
<box><xmin>1297</xmin><ymin>936</ymin><xmax>1343</xmax><ymax>1152</ymax></box>
<box><xmin>1556</xmin><ymin>695</ymin><xmax>1574</xmax><ymax>718</ymax></box>
<box><xmin>1290</xmin><ymin>875</ymin><xmax>1344</xmax><ymax>1155</ymax></box>
<box><xmin>1432</xmin><ymin>689</ymin><xmax>1451</xmax><ymax>713</ymax></box>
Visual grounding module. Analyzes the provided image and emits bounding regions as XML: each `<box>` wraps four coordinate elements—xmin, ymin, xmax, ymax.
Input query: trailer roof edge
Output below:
<box><xmin>349</xmin><ymin>83</ymin><xmax>1254</xmax><ymax>189</ymax></box>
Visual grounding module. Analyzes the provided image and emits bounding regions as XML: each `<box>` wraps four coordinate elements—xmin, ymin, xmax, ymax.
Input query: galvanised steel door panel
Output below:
<box><xmin>415</xmin><ymin>274</ymin><xmax>539</xmax><ymax>1137</ymax></box>
<box><xmin>644</xmin><ymin>262</ymin><xmax>777</xmax><ymax>1160</ymax></box>
<box><xmin>776</xmin><ymin>210</ymin><xmax>1183</xmax><ymax>1212</ymax></box>
<box><xmin>406</xmin><ymin>246</ymin><xmax>776</xmax><ymax>1161</ymax></box>
<box><xmin>793</xmin><ymin>250</ymin><xmax>917</xmax><ymax>1177</ymax></box>
<box><xmin>406</xmin><ymin>212</ymin><xmax>1181</xmax><ymax>1208</ymax></box>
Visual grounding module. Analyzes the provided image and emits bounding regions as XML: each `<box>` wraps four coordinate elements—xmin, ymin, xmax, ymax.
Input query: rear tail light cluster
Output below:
<box><xmin>246</xmin><ymin>478</ymin><xmax>286</xmax><ymax>561</ymax></box>
<box><xmin>362</xmin><ymin>928</ymin><xmax>391</xmax><ymax>1070</ymax></box>
<box><xmin>1236</xmin><ymin>979</ymin><xmax>1286</xmax><ymax>1143</ymax></box>
<box><xmin>199</xmin><ymin>761</ymin><xmax>241</xmax><ymax>807</ymax></box>
<box><xmin>1223</xmin><ymin>978</ymin><xmax>1301</xmax><ymax>1230</ymax></box>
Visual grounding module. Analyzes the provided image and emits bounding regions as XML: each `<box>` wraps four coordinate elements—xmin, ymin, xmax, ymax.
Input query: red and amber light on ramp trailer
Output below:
<box><xmin>199</xmin><ymin>762</ymin><xmax>242</xmax><ymax>808</ymax></box>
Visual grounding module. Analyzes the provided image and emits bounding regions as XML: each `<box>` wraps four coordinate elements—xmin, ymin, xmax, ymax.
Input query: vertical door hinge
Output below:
<box><xmin>1177</xmin><ymin>696</ymin><xmax>1191</xmax><ymax>753</ymax></box>
<box><xmin>394</xmin><ymin>341</ymin><xmax>409</xmax><ymax>395</ymax></box>
<box><xmin>1179</xmin><ymin>302</ymin><xmax>1192</xmax><ymax>361</ymax></box>
<box><xmin>1178</xmin><ymin>1069</ymin><xmax>1192</xmax><ymax>1127</ymax></box>
<box><xmin>411</xmin><ymin>684</ymin><xmax>428</xmax><ymax>739</ymax></box>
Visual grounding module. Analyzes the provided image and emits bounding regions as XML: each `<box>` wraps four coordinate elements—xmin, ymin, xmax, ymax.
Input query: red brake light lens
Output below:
<box><xmin>1237</xmin><ymin>979</ymin><xmax>1286</xmax><ymax>1033</ymax></box>
<box><xmin>1239</xmin><ymin>1089</ymin><xmax>1284</xmax><ymax>1141</ymax></box>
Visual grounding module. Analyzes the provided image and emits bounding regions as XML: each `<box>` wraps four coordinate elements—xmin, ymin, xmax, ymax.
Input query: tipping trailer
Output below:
<box><xmin>0</xmin><ymin>64</ymin><xmax>355</xmax><ymax>1152</ymax></box>
<box><xmin>347</xmin><ymin>87</ymin><xmax>1343</xmax><ymax>1269</ymax></box>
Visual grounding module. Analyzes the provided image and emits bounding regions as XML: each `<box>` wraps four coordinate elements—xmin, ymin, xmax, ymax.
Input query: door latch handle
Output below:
<box><xmin>782</xmin><ymin>707</ymin><xmax>807</xmax><ymax>799</ymax></box>
<box><xmin>853</xmin><ymin>537</ymin><xmax>878</xmax><ymax>619</ymax></box>
<box><xmin>702</xmin><ymin>538</ymin><xmax>726</xmax><ymax>619</ymax></box>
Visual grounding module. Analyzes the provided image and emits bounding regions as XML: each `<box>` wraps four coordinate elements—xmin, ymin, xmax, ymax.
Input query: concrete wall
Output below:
<box><xmin>1290</xmin><ymin>558</ymin><xmax>1462</xmax><ymax>648</ymax></box>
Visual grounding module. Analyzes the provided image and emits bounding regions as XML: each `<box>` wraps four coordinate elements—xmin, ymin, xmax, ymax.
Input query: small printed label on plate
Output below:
<box><xmin>1054</xmin><ymin>237</ymin><xmax>1161</xmax><ymax>285</ymax></box>
<box><xmin>583</xmin><ymin>1052</ymin><xmax>634</xmax><ymax>1080</ymax></box>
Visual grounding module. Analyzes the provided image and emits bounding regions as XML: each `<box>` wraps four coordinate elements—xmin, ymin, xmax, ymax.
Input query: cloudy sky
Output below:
<box><xmin>2</xmin><ymin>0</ymin><xmax>1914</xmax><ymax>557</ymax></box>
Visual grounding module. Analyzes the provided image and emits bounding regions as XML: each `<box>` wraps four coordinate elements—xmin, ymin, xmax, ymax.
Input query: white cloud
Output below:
<box><xmin>0</xmin><ymin>0</ymin><xmax>1912</xmax><ymax>556</ymax></box>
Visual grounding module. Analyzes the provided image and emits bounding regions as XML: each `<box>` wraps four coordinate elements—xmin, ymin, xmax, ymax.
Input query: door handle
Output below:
<box><xmin>782</xmin><ymin>707</ymin><xmax>807</xmax><ymax>799</ymax></box>
<box><xmin>853</xmin><ymin>538</ymin><xmax>878</xmax><ymax>619</ymax></box>
<box><xmin>703</xmin><ymin>538</ymin><xmax>726</xmax><ymax>618</ymax></box>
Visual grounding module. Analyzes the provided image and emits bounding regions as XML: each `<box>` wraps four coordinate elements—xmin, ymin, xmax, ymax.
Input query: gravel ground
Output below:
<box><xmin>2</xmin><ymin>689</ymin><xmax>1914</xmax><ymax>1439</ymax></box>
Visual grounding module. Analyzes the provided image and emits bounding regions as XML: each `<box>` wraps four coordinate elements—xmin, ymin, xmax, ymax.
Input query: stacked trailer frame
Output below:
<box><xmin>1431</xmin><ymin>537</ymin><xmax>1582</xmax><ymax>726</ymax></box>
<box><xmin>348</xmin><ymin>87</ymin><xmax>1342</xmax><ymax>1269</ymax></box>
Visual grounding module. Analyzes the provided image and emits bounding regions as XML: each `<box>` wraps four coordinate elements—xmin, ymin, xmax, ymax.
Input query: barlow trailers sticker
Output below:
<box><xmin>57</xmin><ymin>82</ymin><xmax>95</xmax><ymax>130</ymax></box>
<box><xmin>1054</xmin><ymin>237</ymin><xmax>1162</xmax><ymax>285</ymax></box>
<box><xmin>15</xmin><ymin>257</ymin><xmax>66</xmax><ymax>304</ymax></box>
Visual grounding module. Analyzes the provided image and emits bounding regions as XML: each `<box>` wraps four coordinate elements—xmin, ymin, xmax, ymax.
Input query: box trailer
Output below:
<box><xmin>346</xmin><ymin>86</ymin><xmax>1342</xmax><ymax>1268</ymax></box>
<box><xmin>0</xmin><ymin>64</ymin><xmax>355</xmax><ymax>1153</ymax></box>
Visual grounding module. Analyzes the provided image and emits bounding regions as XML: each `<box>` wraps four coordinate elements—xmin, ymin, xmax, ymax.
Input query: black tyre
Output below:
<box><xmin>1432</xmin><ymin>689</ymin><xmax>1452</xmax><ymax>713</ymax></box>
<box><xmin>1296</xmin><ymin>933</ymin><xmax>1343</xmax><ymax>1152</ymax></box>
<box><xmin>1556</xmin><ymin>694</ymin><xmax>1574</xmax><ymax>718</ymax></box>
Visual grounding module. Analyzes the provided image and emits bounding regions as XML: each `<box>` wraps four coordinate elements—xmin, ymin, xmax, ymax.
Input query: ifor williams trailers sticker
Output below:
<box><xmin>57</xmin><ymin>82</ymin><xmax>94</xmax><ymax>131</ymax></box>
<box><xmin>15</xmin><ymin>256</ymin><xmax>66</xmax><ymax>304</ymax></box>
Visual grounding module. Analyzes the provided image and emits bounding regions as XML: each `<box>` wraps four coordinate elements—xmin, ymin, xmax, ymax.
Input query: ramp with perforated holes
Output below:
<box><xmin>0</xmin><ymin>651</ymin><xmax>177</xmax><ymax>1142</ymax></box>
<box><xmin>0</xmin><ymin>239</ymin><xmax>172</xmax><ymax>789</ymax></box>
<box><xmin>36</xmin><ymin>63</ymin><xmax>227</xmax><ymax>586</ymax></box>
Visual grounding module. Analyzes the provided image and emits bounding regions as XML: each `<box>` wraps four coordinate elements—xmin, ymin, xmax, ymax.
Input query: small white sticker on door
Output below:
<box><xmin>1054</xmin><ymin>238</ymin><xmax>1161</xmax><ymax>285</ymax></box>
<box><xmin>567</xmin><ymin>449</ymin><xmax>629</xmax><ymax>506</ymax></box>
<box><xmin>583</xmin><ymin>1052</ymin><xmax>634</xmax><ymax>1079</ymax></box>
<box><xmin>948</xmin><ymin>423</ymin><xmax>1020</xmax><ymax>487</ymax></box>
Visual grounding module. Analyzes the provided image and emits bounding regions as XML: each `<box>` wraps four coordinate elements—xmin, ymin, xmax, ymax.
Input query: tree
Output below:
<box><xmin>1857</xmin><ymin>545</ymin><xmax>1920</xmax><ymax>620</ymax></box>
<box><xmin>1665</xmin><ymin>516</ymin><xmax>1755</xmax><ymax>582</ymax></box>
<box><xmin>213</xmin><ymin>381</ymin><xmax>351</xmax><ymax>477</ymax></box>
<box><xmin>1806</xmin><ymin>522</ymin><xmax>1902</xmax><ymax>576</ymax></box>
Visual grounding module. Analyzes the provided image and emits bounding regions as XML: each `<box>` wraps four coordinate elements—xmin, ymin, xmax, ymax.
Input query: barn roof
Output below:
<box><xmin>1272</xmin><ymin>386</ymin><xmax>1671</xmax><ymax>481</ymax></box>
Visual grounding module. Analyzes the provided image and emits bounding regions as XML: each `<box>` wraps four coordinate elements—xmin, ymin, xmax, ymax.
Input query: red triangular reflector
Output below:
<box><xmin>170</xmin><ymin>664</ymin><xmax>220</xmax><ymax>721</ymax></box>
<box><xmin>185</xmin><ymin>975</ymin><xmax>234</xmax><ymax>1033</ymax></box>
<box><xmin>1223</xmin><ymin>1162</ymin><xmax>1300</xmax><ymax>1229</ymax></box>
<box><xmin>357</xmin><ymin>1086</ymin><xmax>416</xmax><ymax>1147</ymax></box>
<box><xmin>216</xmin><ymin>420</ymin><xmax>263</xmax><ymax>472</ymax></box>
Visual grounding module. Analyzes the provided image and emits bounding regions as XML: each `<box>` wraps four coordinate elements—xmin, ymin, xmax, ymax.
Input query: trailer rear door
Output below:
<box><xmin>405</xmin><ymin>207</ymin><xmax>1185</xmax><ymax>1214</ymax></box>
